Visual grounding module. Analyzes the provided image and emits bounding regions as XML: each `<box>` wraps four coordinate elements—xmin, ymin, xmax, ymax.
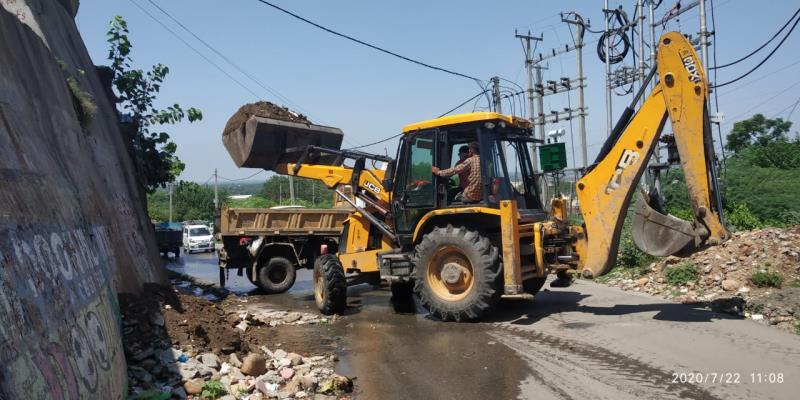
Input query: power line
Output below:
<box><xmin>713</xmin><ymin>12</ymin><xmax>800</xmax><ymax>88</ymax></box>
<box><xmin>145</xmin><ymin>0</ymin><xmax>313</xmax><ymax>118</ymax></box>
<box><xmin>722</xmin><ymin>79</ymin><xmax>800</xmax><ymax>125</ymax></box>
<box><xmin>250</xmin><ymin>0</ymin><xmax>483</xmax><ymax>85</ymax></box>
<box><xmin>344</xmin><ymin>133</ymin><xmax>403</xmax><ymax>151</ymax></box>
<box><xmin>127</xmin><ymin>0</ymin><xmax>262</xmax><ymax>100</ymax></box>
<box><xmin>711</xmin><ymin>7</ymin><xmax>800</xmax><ymax>70</ymax></box>
<box><xmin>218</xmin><ymin>170</ymin><xmax>265</xmax><ymax>182</ymax></box>
<box><xmin>718</xmin><ymin>58</ymin><xmax>800</xmax><ymax>97</ymax></box>
<box><xmin>438</xmin><ymin>90</ymin><xmax>491</xmax><ymax>118</ymax></box>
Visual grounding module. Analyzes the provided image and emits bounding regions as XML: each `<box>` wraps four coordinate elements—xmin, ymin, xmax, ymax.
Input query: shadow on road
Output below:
<box><xmin>484</xmin><ymin>288</ymin><xmax>743</xmax><ymax>325</ymax></box>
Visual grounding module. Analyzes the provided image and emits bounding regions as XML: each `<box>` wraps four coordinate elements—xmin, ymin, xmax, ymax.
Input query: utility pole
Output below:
<box><xmin>699</xmin><ymin>0</ymin><xmax>710</xmax><ymax>74</ymax></box>
<box><xmin>603</xmin><ymin>0</ymin><xmax>613</xmax><ymax>137</ymax></box>
<box><xmin>515</xmin><ymin>30</ymin><xmax>543</xmax><ymax>170</ymax></box>
<box><xmin>636</xmin><ymin>0</ymin><xmax>646</xmax><ymax>107</ymax></box>
<box><xmin>288</xmin><ymin>176</ymin><xmax>295</xmax><ymax>205</ymax></box>
<box><xmin>561</xmin><ymin>13</ymin><xmax>589</xmax><ymax>169</ymax></box>
<box><xmin>168</xmin><ymin>181</ymin><xmax>173</xmax><ymax>223</ymax></box>
<box><xmin>533</xmin><ymin>64</ymin><xmax>546</xmax><ymax>140</ymax></box>
<box><xmin>213</xmin><ymin>168</ymin><xmax>219</xmax><ymax>210</ymax></box>
<box><xmin>491</xmin><ymin>76</ymin><xmax>502</xmax><ymax>113</ymax></box>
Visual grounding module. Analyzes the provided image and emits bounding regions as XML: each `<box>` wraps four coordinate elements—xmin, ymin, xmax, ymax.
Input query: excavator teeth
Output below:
<box><xmin>631</xmin><ymin>189</ymin><xmax>698</xmax><ymax>257</ymax></box>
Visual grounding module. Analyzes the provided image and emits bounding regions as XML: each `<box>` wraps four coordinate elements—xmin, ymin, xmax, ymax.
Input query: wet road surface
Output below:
<box><xmin>169</xmin><ymin>252</ymin><xmax>800</xmax><ymax>400</ymax></box>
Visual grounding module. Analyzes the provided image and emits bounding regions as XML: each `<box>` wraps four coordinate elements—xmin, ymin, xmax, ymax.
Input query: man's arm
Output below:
<box><xmin>433</xmin><ymin>159</ymin><xmax>469</xmax><ymax>177</ymax></box>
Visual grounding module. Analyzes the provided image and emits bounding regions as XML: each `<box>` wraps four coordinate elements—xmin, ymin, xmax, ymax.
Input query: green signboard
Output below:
<box><xmin>539</xmin><ymin>142</ymin><xmax>567</xmax><ymax>171</ymax></box>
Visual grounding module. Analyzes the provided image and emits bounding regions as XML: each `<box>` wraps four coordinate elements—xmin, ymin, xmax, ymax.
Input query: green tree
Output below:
<box><xmin>173</xmin><ymin>181</ymin><xmax>225</xmax><ymax>221</ymax></box>
<box><xmin>107</xmin><ymin>16</ymin><xmax>202</xmax><ymax>192</ymax></box>
<box><xmin>259</xmin><ymin>175</ymin><xmax>333</xmax><ymax>208</ymax></box>
<box><xmin>725</xmin><ymin>113</ymin><xmax>792</xmax><ymax>153</ymax></box>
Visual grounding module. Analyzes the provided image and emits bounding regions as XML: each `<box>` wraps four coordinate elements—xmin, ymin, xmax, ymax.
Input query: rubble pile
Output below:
<box><xmin>120</xmin><ymin>281</ymin><xmax>353</xmax><ymax>399</ymax></box>
<box><xmin>604</xmin><ymin>226</ymin><xmax>800</xmax><ymax>332</ymax></box>
<box><xmin>223</xmin><ymin>101</ymin><xmax>310</xmax><ymax>136</ymax></box>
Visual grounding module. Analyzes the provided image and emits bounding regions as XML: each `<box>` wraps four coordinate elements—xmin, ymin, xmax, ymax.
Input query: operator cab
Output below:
<box><xmin>392</xmin><ymin>112</ymin><xmax>547</xmax><ymax>236</ymax></box>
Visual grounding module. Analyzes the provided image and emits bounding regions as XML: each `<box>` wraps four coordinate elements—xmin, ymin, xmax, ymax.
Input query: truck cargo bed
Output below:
<box><xmin>219</xmin><ymin>206</ymin><xmax>350</xmax><ymax>236</ymax></box>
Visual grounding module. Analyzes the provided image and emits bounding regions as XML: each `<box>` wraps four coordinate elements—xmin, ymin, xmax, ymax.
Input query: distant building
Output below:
<box><xmin>228</xmin><ymin>194</ymin><xmax>252</xmax><ymax>200</ymax></box>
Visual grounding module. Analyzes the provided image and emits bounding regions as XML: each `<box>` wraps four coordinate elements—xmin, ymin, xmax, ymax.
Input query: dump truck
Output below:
<box><xmin>154</xmin><ymin>222</ymin><xmax>183</xmax><ymax>258</ymax></box>
<box><xmin>222</xmin><ymin>32</ymin><xmax>729</xmax><ymax>320</ymax></box>
<box><xmin>216</xmin><ymin>198</ymin><xmax>351</xmax><ymax>293</ymax></box>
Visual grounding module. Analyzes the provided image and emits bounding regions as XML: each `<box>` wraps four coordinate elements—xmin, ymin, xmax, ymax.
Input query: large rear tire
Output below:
<box><xmin>413</xmin><ymin>225</ymin><xmax>501</xmax><ymax>321</ymax></box>
<box><xmin>313</xmin><ymin>255</ymin><xmax>347</xmax><ymax>315</ymax></box>
<box><xmin>256</xmin><ymin>257</ymin><xmax>297</xmax><ymax>294</ymax></box>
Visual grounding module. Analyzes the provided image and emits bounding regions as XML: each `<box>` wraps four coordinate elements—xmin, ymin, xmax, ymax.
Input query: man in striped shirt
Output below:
<box><xmin>432</xmin><ymin>142</ymin><xmax>482</xmax><ymax>203</ymax></box>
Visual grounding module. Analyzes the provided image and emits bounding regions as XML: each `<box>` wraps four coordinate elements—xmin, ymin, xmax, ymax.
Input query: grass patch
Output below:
<box><xmin>795</xmin><ymin>321</ymin><xmax>800</xmax><ymax>335</ymax></box>
<box><xmin>790</xmin><ymin>280</ymin><xmax>800</xmax><ymax>288</ymax></box>
<box><xmin>200</xmin><ymin>381</ymin><xmax>226</xmax><ymax>399</ymax></box>
<box><xmin>66</xmin><ymin>76</ymin><xmax>96</xmax><ymax>129</ymax></box>
<box><xmin>664</xmin><ymin>263</ymin><xmax>698</xmax><ymax>286</ymax></box>
<box><xmin>750</xmin><ymin>269</ymin><xmax>784</xmax><ymax>288</ymax></box>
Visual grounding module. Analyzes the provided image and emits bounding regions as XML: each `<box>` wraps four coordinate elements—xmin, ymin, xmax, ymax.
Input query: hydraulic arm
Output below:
<box><xmin>575</xmin><ymin>32</ymin><xmax>730</xmax><ymax>278</ymax></box>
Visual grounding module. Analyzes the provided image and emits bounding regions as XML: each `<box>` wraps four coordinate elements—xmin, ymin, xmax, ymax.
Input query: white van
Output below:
<box><xmin>183</xmin><ymin>224</ymin><xmax>215</xmax><ymax>254</ymax></box>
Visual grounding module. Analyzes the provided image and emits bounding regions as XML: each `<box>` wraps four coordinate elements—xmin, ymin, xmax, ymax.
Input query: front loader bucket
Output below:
<box><xmin>223</xmin><ymin>115</ymin><xmax>344</xmax><ymax>171</ymax></box>
<box><xmin>631</xmin><ymin>189</ymin><xmax>698</xmax><ymax>257</ymax></box>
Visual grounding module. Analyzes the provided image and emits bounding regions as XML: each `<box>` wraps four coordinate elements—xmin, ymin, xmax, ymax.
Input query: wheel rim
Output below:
<box><xmin>426</xmin><ymin>245</ymin><xmax>474</xmax><ymax>301</ymax></box>
<box><xmin>314</xmin><ymin>268</ymin><xmax>325</xmax><ymax>306</ymax></box>
<box><xmin>268</xmin><ymin>266</ymin><xmax>288</xmax><ymax>284</ymax></box>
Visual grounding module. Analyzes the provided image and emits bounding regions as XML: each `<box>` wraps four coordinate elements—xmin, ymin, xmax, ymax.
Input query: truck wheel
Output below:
<box><xmin>413</xmin><ymin>225</ymin><xmax>501</xmax><ymax>321</ymax></box>
<box><xmin>523</xmin><ymin>277</ymin><xmax>546</xmax><ymax>295</ymax></box>
<box><xmin>256</xmin><ymin>257</ymin><xmax>297</xmax><ymax>294</ymax></box>
<box><xmin>313</xmin><ymin>255</ymin><xmax>346</xmax><ymax>315</ymax></box>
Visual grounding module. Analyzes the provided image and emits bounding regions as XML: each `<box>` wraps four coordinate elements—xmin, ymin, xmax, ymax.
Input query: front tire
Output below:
<box><xmin>256</xmin><ymin>257</ymin><xmax>297</xmax><ymax>294</ymax></box>
<box><xmin>413</xmin><ymin>225</ymin><xmax>501</xmax><ymax>321</ymax></box>
<box><xmin>313</xmin><ymin>255</ymin><xmax>347</xmax><ymax>315</ymax></box>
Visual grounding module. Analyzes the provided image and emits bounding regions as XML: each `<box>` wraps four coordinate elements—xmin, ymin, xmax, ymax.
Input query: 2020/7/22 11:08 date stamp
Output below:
<box><xmin>672</xmin><ymin>372</ymin><xmax>785</xmax><ymax>384</ymax></box>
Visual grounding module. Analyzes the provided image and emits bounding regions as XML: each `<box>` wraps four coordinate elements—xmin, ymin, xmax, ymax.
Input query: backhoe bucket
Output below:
<box><xmin>223</xmin><ymin>115</ymin><xmax>344</xmax><ymax>171</ymax></box>
<box><xmin>631</xmin><ymin>189</ymin><xmax>698</xmax><ymax>257</ymax></box>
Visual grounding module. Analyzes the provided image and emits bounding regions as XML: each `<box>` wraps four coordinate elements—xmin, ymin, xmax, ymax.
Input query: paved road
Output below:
<box><xmin>170</xmin><ymin>252</ymin><xmax>800</xmax><ymax>400</ymax></box>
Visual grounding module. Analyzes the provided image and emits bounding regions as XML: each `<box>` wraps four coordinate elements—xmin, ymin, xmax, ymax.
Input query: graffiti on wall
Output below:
<box><xmin>0</xmin><ymin>224</ymin><xmax>127</xmax><ymax>399</ymax></box>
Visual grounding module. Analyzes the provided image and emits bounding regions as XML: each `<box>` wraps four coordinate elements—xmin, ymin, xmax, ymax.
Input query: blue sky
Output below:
<box><xmin>76</xmin><ymin>0</ymin><xmax>800</xmax><ymax>182</ymax></box>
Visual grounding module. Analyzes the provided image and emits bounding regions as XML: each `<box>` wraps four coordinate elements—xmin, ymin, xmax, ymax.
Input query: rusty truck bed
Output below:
<box><xmin>219</xmin><ymin>206</ymin><xmax>350</xmax><ymax>237</ymax></box>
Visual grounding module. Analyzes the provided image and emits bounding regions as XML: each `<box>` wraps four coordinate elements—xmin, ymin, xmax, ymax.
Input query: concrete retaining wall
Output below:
<box><xmin>0</xmin><ymin>1</ymin><xmax>165</xmax><ymax>398</ymax></box>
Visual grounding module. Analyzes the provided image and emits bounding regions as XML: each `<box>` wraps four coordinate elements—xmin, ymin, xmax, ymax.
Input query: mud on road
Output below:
<box><xmin>169</xmin><ymin>252</ymin><xmax>800</xmax><ymax>400</ymax></box>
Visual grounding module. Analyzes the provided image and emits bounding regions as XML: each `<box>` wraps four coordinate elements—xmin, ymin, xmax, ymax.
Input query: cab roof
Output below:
<box><xmin>402</xmin><ymin>112</ymin><xmax>531</xmax><ymax>133</ymax></box>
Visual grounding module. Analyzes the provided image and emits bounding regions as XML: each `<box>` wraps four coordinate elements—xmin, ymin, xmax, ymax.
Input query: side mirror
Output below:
<box><xmin>382</xmin><ymin>178</ymin><xmax>394</xmax><ymax>192</ymax></box>
<box><xmin>382</xmin><ymin>160</ymin><xmax>396</xmax><ymax>192</ymax></box>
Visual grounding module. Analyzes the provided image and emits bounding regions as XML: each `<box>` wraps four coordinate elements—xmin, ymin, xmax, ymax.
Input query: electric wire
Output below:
<box><xmin>344</xmin><ymin>133</ymin><xmax>404</xmax><ymax>151</ymax></box>
<box><xmin>218</xmin><ymin>170</ymin><xmax>265</xmax><ymax>182</ymax></box>
<box><xmin>145</xmin><ymin>0</ymin><xmax>312</xmax><ymax>117</ymax></box>
<box><xmin>251</xmin><ymin>0</ymin><xmax>483</xmax><ymax>86</ymax></box>
<box><xmin>712</xmin><ymin>12</ymin><xmax>800</xmax><ymax>88</ymax></box>
<box><xmin>127</xmin><ymin>0</ymin><xmax>261</xmax><ymax>100</ymax></box>
<box><xmin>710</xmin><ymin>0</ymin><xmax>727</xmax><ymax>163</ymax></box>
<box><xmin>722</xmin><ymin>79</ymin><xmax>800</xmax><ymax>125</ymax></box>
<box><xmin>441</xmin><ymin>90</ymin><xmax>490</xmax><ymax>118</ymax></box>
<box><xmin>711</xmin><ymin>7</ymin><xmax>800</xmax><ymax>70</ymax></box>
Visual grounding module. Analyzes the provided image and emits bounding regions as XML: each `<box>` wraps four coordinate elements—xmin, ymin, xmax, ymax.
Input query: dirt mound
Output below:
<box><xmin>120</xmin><ymin>279</ymin><xmax>353</xmax><ymax>398</ymax></box>
<box><xmin>604</xmin><ymin>226</ymin><xmax>800</xmax><ymax>332</ymax></box>
<box><xmin>223</xmin><ymin>101</ymin><xmax>310</xmax><ymax>136</ymax></box>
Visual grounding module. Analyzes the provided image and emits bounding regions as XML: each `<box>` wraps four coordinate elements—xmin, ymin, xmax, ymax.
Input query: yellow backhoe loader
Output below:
<box><xmin>223</xmin><ymin>32</ymin><xmax>729</xmax><ymax>321</ymax></box>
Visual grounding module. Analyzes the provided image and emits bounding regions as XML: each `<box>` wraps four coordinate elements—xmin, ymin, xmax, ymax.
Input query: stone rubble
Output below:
<box><xmin>122</xmin><ymin>279</ymin><xmax>354</xmax><ymax>399</ymax></box>
<box><xmin>602</xmin><ymin>226</ymin><xmax>800</xmax><ymax>333</ymax></box>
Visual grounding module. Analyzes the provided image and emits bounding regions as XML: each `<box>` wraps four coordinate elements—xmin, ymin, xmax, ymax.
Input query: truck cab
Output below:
<box><xmin>183</xmin><ymin>224</ymin><xmax>215</xmax><ymax>254</ymax></box>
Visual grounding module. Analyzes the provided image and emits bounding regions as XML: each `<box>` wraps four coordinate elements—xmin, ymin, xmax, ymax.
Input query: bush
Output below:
<box><xmin>725</xmin><ymin>202</ymin><xmax>763</xmax><ymax>231</ymax></box>
<box><xmin>750</xmin><ymin>269</ymin><xmax>784</xmax><ymax>288</ymax></box>
<box><xmin>664</xmin><ymin>263</ymin><xmax>698</xmax><ymax>286</ymax></box>
<box><xmin>200</xmin><ymin>381</ymin><xmax>226</xmax><ymax>399</ymax></box>
<box><xmin>616</xmin><ymin>232</ymin><xmax>655</xmax><ymax>274</ymax></box>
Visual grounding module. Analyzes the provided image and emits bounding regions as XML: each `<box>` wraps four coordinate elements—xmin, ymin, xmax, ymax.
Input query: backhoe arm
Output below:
<box><xmin>575</xmin><ymin>32</ymin><xmax>729</xmax><ymax>278</ymax></box>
